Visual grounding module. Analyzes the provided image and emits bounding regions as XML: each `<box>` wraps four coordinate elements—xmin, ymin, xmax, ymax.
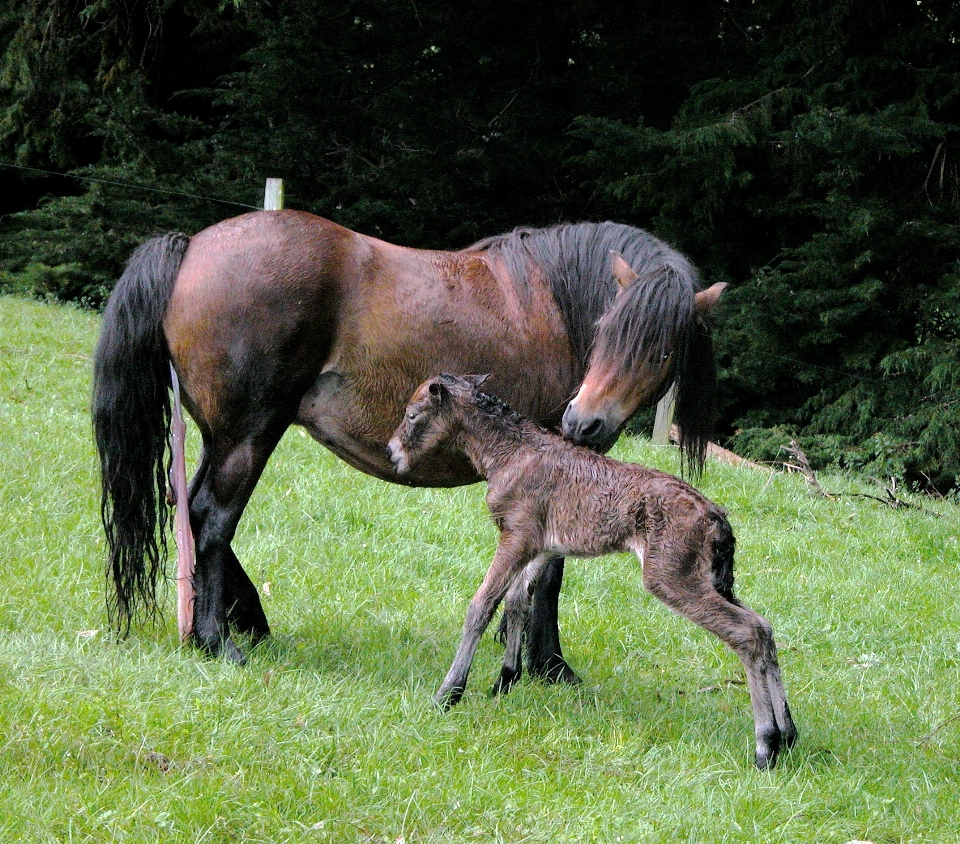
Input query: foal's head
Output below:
<box><xmin>387</xmin><ymin>374</ymin><xmax>490</xmax><ymax>474</ymax></box>
<box><xmin>562</xmin><ymin>251</ymin><xmax>726</xmax><ymax>454</ymax></box>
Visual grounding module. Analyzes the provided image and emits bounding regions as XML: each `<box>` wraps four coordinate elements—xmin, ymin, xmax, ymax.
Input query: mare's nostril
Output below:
<box><xmin>580</xmin><ymin>418</ymin><xmax>604</xmax><ymax>441</ymax></box>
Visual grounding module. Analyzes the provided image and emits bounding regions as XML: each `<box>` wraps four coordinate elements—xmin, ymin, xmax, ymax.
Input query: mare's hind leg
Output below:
<box><xmin>224</xmin><ymin>549</ymin><xmax>270</xmax><ymax>641</ymax></box>
<box><xmin>189</xmin><ymin>426</ymin><xmax>286</xmax><ymax>663</ymax></box>
<box><xmin>492</xmin><ymin>552</ymin><xmax>552</xmax><ymax>697</ymax></box>
<box><xmin>189</xmin><ymin>444</ymin><xmax>270</xmax><ymax>641</ymax></box>
<box><xmin>640</xmin><ymin>540</ymin><xmax>796</xmax><ymax>770</ymax></box>
<box><xmin>524</xmin><ymin>556</ymin><xmax>581</xmax><ymax>684</ymax></box>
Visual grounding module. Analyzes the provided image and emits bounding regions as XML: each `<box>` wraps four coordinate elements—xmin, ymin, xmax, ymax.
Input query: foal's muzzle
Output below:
<box><xmin>386</xmin><ymin>438</ymin><xmax>409</xmax><ymax>474</ymax></box>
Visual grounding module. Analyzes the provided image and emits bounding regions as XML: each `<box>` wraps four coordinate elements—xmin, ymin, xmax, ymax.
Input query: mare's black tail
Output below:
<box><xmin>92</xmin><ymin>233</ymin><xmax>190</xmax><ymax>633</ymax></box>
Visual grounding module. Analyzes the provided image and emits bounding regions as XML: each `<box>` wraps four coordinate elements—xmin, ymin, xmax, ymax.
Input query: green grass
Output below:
<box><xmin>1</xmin><ymin>294</ymin><xmax>959</xmax><ymax>843</ymax></box>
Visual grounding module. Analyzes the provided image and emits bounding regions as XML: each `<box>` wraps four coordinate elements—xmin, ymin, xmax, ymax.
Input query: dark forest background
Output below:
<box><xmin>1</xmin><ymin>0</ymin><xmax>958</xmax><ymax>491</ymax></box>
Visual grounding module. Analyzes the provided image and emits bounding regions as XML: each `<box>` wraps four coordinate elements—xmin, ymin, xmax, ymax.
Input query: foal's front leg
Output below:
<box><xmin>434</xmin><ymin>532</ymin><xmax>533</xmax><ymax>708</ymax></box>
<box><xmin>492</xmin><ymin>552</ymin><xmax>553</xmax><ymax>697</ymax></box>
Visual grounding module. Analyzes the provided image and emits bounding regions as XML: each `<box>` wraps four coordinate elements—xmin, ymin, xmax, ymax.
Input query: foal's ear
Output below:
<box><xmin>464</xmin><ymin>374</ymin><xmax>491</xmax><ymax>389</ymax></box>
<box><xmin>694</xmin><ymin>282</ymin><xmax>728</xmax><ymax>316</ymax></box>
<box><xmin>428</xmin><ymin>380</ymin><xmax>448</xmax><ymax>402</ymax></box>
<box><xmin>611</xmin><ymin>251</ymin><xmax>640</xmax><ymax>293</ymax></box>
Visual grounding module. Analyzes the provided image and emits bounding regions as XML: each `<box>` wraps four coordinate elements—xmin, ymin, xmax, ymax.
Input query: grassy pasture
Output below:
<box><xmin>1</xmin><ymin>294</ymin><xmax>958</xmax><ymax>843</ymax></box>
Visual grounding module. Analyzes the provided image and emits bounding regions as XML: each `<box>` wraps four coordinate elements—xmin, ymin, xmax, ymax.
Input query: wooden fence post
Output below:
<box><xmin>170</xmin><ymin>364</ymin><xmax>196</xmax><ymax>642</ymax></box>
<box><xmin>263</xmin><ymin>178</ymin><xmax>284</xmax><ymax>210</ymax></box>
<box><xmin>652</xmin><ymin>383</ymin><xmax>677</xmax><ymax>446</ymax></box>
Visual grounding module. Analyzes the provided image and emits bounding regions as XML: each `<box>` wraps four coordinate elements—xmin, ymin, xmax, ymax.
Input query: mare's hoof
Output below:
<box><xmin>229</xmin><ymin>606</ymin><xmax>271</xmax><ymax>642</ymax></box>
<box><xmin>222</xmin><ymin>638</ymin><xmax>247</xmax><ymax>665</ymax></box>
<box><xmin>529</xmin><ymin>656</ymin><xmax>581</xmax><ymax>686</ymax></box>
<box><xmin>241</xmin><ymin>626</ymin><xmax>271</xmax><ymax>649</ymax></box>
<box><xmin>194</xmin><ymin>633</ymin><xmax>247</xmax><ymax>666</ymax></box>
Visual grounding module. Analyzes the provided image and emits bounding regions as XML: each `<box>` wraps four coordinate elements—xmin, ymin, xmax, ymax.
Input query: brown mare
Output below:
<box><xmin>92</xmin><ymin>210</ymin><xmax>726</xmax><ymax>668</ymax></box>
<box><xmin>387</xmin><ymin>374</ymin><xmax>796</xmax><ymax>769</ymax></box>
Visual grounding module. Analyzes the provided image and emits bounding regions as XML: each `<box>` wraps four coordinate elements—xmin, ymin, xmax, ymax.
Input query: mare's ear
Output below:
<box><xmin>611</xmin><ymin>251</ymin><xmax>640</xmax><ymax>293</ymax></box>
<box><xmin>464</xmin><ymin>374</ymin><xmax>491</xmax><ymax>389</ymax></box>
<box><xmin>695</xmin><ymin>282</ymin><xmax>728</xmax><ymax>316</ymax></box>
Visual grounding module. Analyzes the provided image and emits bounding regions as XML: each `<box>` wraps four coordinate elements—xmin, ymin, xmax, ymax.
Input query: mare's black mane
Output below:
<box><xmin>464</xmin><ymin>222</ymin><xmax>716</xmax><ymax>476</ymax></box>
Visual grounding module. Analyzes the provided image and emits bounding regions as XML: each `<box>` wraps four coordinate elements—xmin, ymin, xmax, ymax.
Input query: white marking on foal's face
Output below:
<box><xmin>388</xmin><ymin>382</ymin><xmax>448</xmax><ymax>474</ymax></box>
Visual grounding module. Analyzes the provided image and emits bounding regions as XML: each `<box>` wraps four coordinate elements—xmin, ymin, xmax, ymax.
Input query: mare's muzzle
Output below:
<box><xmin>561</xmin><ymin>403</ymin><xmax>618</xmax><ymax>453</ymax></box>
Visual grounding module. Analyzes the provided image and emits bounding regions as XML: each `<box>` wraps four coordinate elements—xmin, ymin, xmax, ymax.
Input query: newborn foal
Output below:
<box><xmin>387</xmin><ymin>373</ymin><xmax>796</xmax><ymax>769</ymax></box>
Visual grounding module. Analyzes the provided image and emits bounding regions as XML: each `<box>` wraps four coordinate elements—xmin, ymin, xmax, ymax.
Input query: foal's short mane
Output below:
<box><xmin>470</xmin><ymin>387</ymin><xmax>531</xmax><ymax>430</ymax></box>
<box><xmin>464</xmin><ymin>222</ymin><xmax>717</xmax><ymax>477</ymax></box>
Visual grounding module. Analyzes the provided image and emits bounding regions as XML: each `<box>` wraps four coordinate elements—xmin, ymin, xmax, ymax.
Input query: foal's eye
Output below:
<box><xmin>407</xmin><ymin>411</ymin><xmax>418</xmax><ymax>422</ymax></box>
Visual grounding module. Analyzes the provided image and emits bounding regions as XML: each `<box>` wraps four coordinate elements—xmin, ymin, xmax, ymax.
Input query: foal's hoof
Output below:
<box><xmin>754</xmin><ymin>728</ymin><xmax>793</xmax><ymax>770</ymax></box>
<box><xmin>490</xmin><ymin>667</ymin><xmax>520</xmax><ymax>698</ymax></box>
<box><xmin>493</xmin><ymin>614</ymin><xmax>509</xmax><ymax>646</ymax></box>
<box><xmin>432</xmin><ymin>687</ymin><xmax>464</xmax><ymax>711</ymax></box>
<box><xmin>754</xmin><ymin>747</ymin><xmax>775</xmax><ymax>770</ymax></box>
<box><xmin>780</xmin><ymin>705</ymin><xmax>799</xmax><ymax>750</ymax></box>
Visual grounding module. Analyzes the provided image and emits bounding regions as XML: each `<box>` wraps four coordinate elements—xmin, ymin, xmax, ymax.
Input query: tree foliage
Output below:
<box><xmin>1</xmin><ymin>0</ymin><xmax>958</xmax><ymax>489</ymax></box>
<box><xmin>575</xmin><ymin>0</ymin><xmax>960</xmax><ymax>490</ymax></box>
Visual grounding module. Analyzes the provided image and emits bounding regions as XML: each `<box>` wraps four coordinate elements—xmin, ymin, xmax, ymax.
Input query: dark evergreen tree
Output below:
<box><xmin>0</xmin><ymin>0</ymin><xmax>253</xmax><ymax>303</ymax></box>
<box><xmin>0</xmin><ymin>0</ymin><xmax>732</xmax><ymax>299</ymax></box>
<box><xmin>1</xmin><ymin>0</ymin><xmax>958</xmax><ymax>489</ymax></box>
<box><xmin>575</xmin><ymin>0</ymin><xmax>960</xmax><ymax>490</ymax></box>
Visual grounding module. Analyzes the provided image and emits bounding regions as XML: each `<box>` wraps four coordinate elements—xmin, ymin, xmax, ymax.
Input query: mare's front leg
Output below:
<box><xmin>524</xmin><ymin>557</ymin><xmax>581</xmax><ymax>684</ymax></box>
<box><xmin>435</xmin><ymin>531</ymin><xmax>534</xmax><ymax>708</ymax></box>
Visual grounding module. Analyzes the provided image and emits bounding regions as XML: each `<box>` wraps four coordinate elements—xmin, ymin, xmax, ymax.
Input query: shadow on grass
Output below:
<box><xmin>243</xmin><ymin>614</ymin><xmax>449</xmax><ymax>689</ymax></box>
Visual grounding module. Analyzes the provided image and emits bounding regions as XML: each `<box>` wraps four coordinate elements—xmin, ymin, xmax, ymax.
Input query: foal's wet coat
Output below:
<box><xmin>389</xmin><ymin>374</ymin><xmax>797</xmax><ymax>769</ymax></box>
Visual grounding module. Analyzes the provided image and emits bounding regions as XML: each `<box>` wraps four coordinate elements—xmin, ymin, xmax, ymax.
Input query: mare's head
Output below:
<box><xmin>388</xmin><ymin>374</ymin><xmax>490</xmax><ymax>475</ymax></box>
<box><xmin>561</xmin><ymin>251</ymin><xmax>727</xmax><ymax>472</ymax></box>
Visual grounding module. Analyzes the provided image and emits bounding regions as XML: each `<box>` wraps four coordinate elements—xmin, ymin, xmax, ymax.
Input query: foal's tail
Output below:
<box><xmin>709</xmin><ymin>513</ymin><xmax>738</xmax><ymax>603</ymax></box>
<box><xmin>92</xmin><ymin>233</ymin><xmax>190</xmax><ymax>634</ymax></box>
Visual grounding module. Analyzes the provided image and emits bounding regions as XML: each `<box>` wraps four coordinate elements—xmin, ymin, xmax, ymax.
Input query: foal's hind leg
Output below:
<box><xmin>492</xmin><ymin>552</ymin><xmax>552</xmax><ymax>697</ymax></box>
<box><xmin>640</xmin><ymin>542</ymin><xmax>796</xmax><ymax>769</ymax></box>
